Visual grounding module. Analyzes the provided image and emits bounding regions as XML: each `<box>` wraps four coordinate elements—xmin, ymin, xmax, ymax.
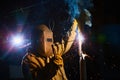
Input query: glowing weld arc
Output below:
<box><xmin>77</xmin><ymin>28</ymin><xmax>88</xmax><ymax>60</ymax></box>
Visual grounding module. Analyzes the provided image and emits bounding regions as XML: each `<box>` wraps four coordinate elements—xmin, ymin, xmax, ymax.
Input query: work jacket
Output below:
<box><xmin>21</xmin><ymin>19</ymin><xmax>78</xmax><ymax>80</ymax></box>
<box><xmin>22</xmin><ymin>52</ymin><xmax>68</xmax><ymax>80</ymax></box>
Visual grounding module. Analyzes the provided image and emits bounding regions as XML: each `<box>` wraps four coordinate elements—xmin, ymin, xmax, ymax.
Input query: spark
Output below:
<box><xmin>77</xmin><ymin>28</ymin><xmax>85</xmax><ymax>58</ymax></box>
<box><xmin>82</xmin><ymin>53</ymin><xmax>88</xmax><ymax>60</ymax></box>
<box><xmin>78</xmin><ymin>33</ymin><xmax>85</xmax><ymax>43</ymax></box>
<box><xmin>77</xmin><ymin>28</ymin><xmax>90</xmax><ymax>60</ymax></box>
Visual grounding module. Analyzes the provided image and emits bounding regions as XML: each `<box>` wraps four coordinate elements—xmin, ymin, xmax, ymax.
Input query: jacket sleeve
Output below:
<box><xmin>21</xmin><ymin>53</ymin><xmax>59</xmax><ymax>80</ymax></box>
<box><xmin>63</xmin><ymin>19</ymin><xmax>78</xmax><ymax>54</ymax></box>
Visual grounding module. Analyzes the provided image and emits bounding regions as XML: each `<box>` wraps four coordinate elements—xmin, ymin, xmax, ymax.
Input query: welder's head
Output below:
<box><xmin>31</xmin><ymin>24</ymin><xmax>53</xmax><ymax>57</ymax></box>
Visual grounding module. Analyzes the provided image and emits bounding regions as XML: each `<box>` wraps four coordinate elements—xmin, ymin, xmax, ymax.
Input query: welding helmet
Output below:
<box><xmin>31</xmin><ymin>24</ymin><xmax>53</xmax><ymax>57</ymax></box>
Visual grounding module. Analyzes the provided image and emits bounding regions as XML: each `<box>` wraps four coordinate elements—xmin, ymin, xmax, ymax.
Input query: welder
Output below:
<box><xmin>21</xmin><ymin>19</ymin><xmax>78</xmax><ymax>80</ymax></box>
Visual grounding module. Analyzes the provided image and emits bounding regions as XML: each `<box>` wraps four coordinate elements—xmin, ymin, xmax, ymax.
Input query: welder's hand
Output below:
<box><xmin>52</xmin><ymin>42</ymin><xmax>64</xmax><ymax>66</ymax></box>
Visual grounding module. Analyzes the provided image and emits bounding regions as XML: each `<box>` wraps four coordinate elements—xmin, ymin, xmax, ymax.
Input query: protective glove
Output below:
<box><xmin>52</xmin><ymin>42</ymin><xmax>64</xmax><ymax>66</ymax></box>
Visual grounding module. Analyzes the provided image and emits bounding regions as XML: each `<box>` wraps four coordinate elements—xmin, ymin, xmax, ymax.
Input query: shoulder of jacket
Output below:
<box><xmin>23</xmin><ymin>52</ymin><xmax>47</xmax><ymax>67</ymax></box>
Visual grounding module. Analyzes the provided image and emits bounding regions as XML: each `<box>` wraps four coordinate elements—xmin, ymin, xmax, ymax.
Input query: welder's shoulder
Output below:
<box><xmin>22</xmin><ymin>53</ymin><xmax>45</xmax><ymax>67</ymax></box>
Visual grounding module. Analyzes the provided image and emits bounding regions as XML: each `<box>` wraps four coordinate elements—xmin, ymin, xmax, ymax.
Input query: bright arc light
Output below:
<box><xmin>82</xmin><ymin>53</ymin><xmax>88</xmax><ymax>60</ymax></box>
<box><xmin>78</xmin><ymin>33</ymin><xmax>84</xmax><ymax>42</ymax></box>
<box><xmin>11</xmin><ymin>35</ymin><xmax>24</xmax><ymax>46</ymax></box>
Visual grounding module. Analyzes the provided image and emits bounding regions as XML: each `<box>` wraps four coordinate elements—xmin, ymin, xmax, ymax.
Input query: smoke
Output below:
<box><xmin>79</xmin><ymin>0</ymin><xmax>93</xmax><ymax>9</ymax></box>
<box><xmin>27</xmin><ymin>0</ymin><xmax>93</xmax><ymax>41</ymax></box>
<box><xmin>28</xmin><ymin>0</ymin><xmax>93</xmax><ymax>24</ymax></box>
<box><xmin>64</xmin><ymin>0</ymin><xmax>80</xmax><ymax>18</ymax></box>
<box><xmin>65</xmin><ymin>0</ymin><xmax>93</xmax><ymax>18</ymax></box>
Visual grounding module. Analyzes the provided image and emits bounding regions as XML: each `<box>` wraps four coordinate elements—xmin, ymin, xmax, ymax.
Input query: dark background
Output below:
<box><xmin>0</xmin><ymin>0</ymin><xmax>120</xmax><ymax>80</ymax></box>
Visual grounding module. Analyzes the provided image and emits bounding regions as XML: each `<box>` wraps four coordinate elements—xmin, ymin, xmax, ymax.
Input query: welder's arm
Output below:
<box><xmin>63</xmin><ymin>19</ymin><xmax>78</xmax><ymax>54</ymax></box>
